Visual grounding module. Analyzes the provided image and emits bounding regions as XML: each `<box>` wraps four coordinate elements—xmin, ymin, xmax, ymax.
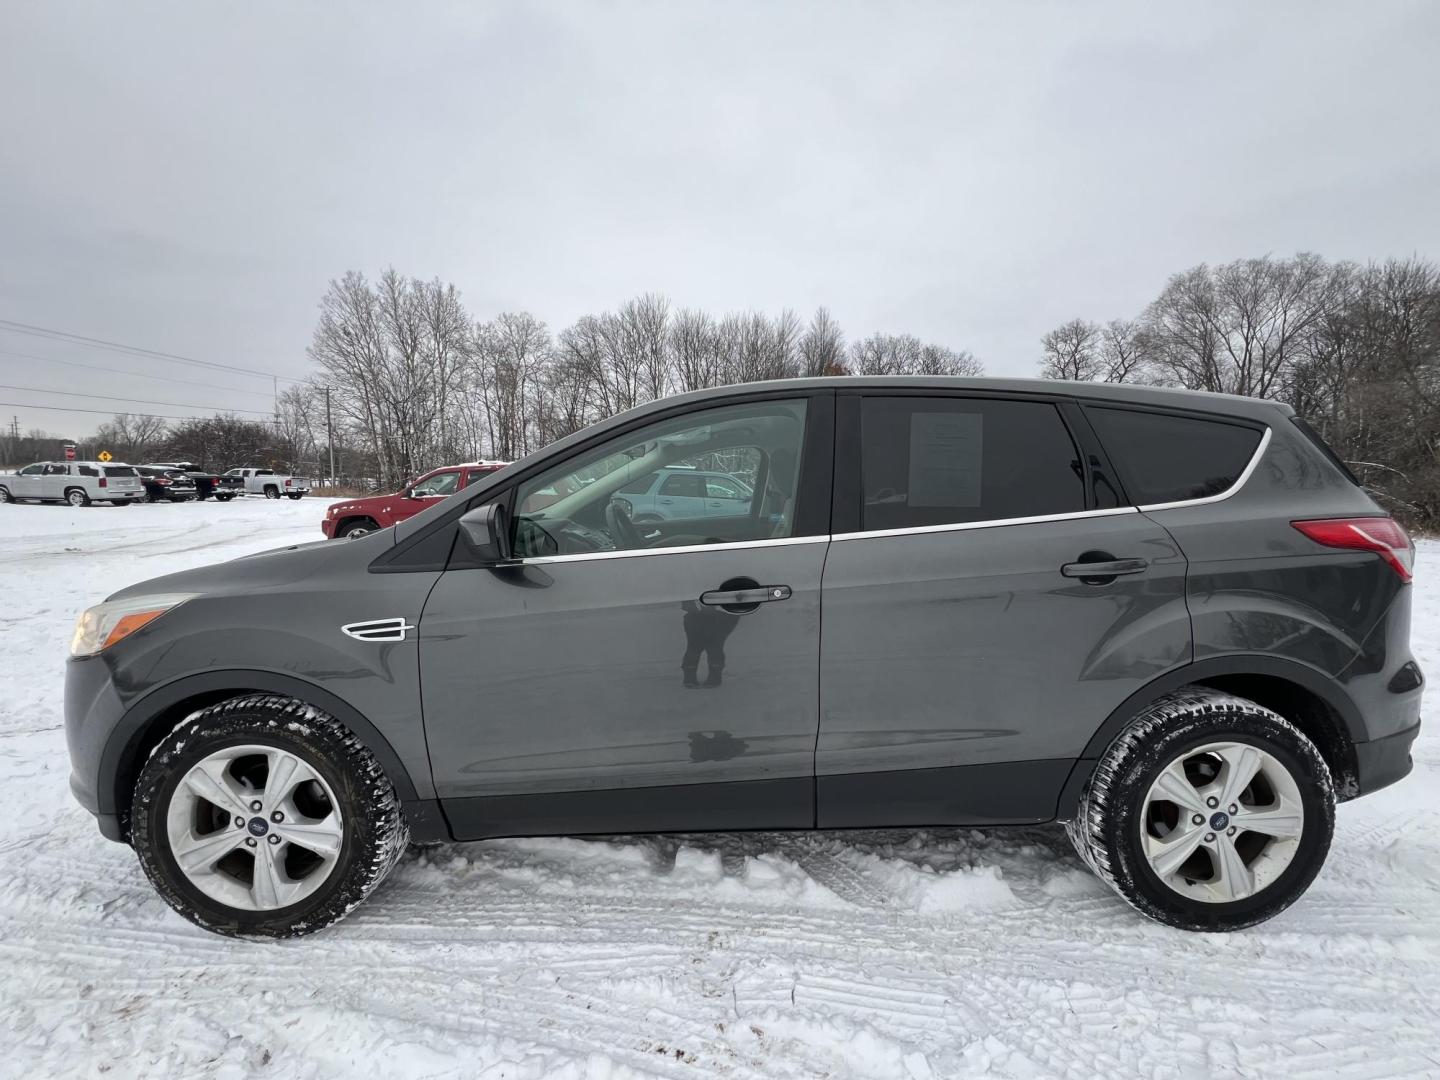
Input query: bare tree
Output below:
<box><xmin>1040</xmin><ymin>319</ymin><xmax>1103</xmax><ymax>380</ymax></box>
<box><xmin>800</xmin><ymin>307</ymin><xmax>846</xmax><ymax>377</ymax></box>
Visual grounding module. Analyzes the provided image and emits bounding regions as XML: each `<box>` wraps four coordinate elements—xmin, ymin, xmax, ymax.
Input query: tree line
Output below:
<box><xmin>305</xmin><ymin>269</ymin><xmax>983</xmax><ymax>489</ymax></box>
<box><xmin>1040</xmin><ymin>254</ymin><xmax>1440</xmax><ymax>526</ymax></box>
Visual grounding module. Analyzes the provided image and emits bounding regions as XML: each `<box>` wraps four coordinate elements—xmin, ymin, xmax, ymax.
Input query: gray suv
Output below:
<box><xmin>63</xmin><ymin>378</ymin><xmax>1422</xmax><ymax>937</ymax></box>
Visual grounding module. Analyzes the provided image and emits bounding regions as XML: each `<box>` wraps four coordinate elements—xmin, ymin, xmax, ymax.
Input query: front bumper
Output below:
<box><xmin>321</xmin><ymin>516</ymin><xmax>338</xmax><ymax>538</ymax></box>
<box><xmin>65</xmin><ymin>654</ymin><xmax>128</xmax><ymax>842</ymax></box>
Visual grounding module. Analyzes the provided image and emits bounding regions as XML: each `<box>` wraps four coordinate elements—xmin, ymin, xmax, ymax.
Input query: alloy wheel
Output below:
<box><xmin>165</xmin><ymin>743</ymin><xmax>345</xmax><ymax>911</ymax></box>
<box><xmin>1140</xmin><ymin>740</ymin><xmax>1305</xmax><ymax>903</ymax></box>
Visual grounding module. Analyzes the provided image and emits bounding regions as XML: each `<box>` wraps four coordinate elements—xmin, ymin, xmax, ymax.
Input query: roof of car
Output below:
<box><xmin>666</xmin><ymin>376</ymin><xmax>1293</xmax><ymax>420</ymax></box>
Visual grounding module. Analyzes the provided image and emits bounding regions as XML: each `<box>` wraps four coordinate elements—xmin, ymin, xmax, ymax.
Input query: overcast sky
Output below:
<box><xmin>2</xmin><ymin>1</ymin><xmax>1438</xmax><ymax>437</ymax></box>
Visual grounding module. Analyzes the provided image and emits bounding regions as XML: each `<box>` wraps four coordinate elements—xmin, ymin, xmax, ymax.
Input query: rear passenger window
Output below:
<box><xmin>860</xmin><ymin>397</ymin><xmax>1085</xmax><ymax>530</ymax></box>
<box><xmin>78</xmin><ymin>465</ymin><xmax>99</xmax><ymax>477</ymax></box>
<box><xmin>1086</xmin><ymin>407</ymin><xmax>1263</xmax><ymax>506</ymax></box>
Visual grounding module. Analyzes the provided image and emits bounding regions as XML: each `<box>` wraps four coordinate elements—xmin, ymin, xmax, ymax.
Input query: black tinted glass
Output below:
<box><xmin>79</xmin><ymin>465</ymin><xmax>99</xmax><ymax>477</ymax></box>
<box><xmin>104</xmin><ymin>466</ymin><xmax>137</xmax><ymax>477</ymax></box>
<box><xmin>1086</xmin><ymin>406</ymin><xmax>1263</xmax><ymax>505</ymax></box>
<box><xmin>659</xmin><ymin>473</ymin><xmax>705</xmax><ymax>497</ymax></box>
<box><xmin>860</xmin><ymin>397</ymin><xmax>1084</xmax><ymax>530</ymax></box>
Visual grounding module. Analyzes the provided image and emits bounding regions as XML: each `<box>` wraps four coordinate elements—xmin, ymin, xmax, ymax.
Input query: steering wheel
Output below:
<box><xmin>605</xmin><ymin>499</ymin><xmax>643</xmax><ymax>549</ymax></box>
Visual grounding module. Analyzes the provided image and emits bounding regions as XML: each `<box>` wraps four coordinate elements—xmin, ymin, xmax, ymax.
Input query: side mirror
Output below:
<box><xmin>458</xmin><ymin>502</ymin><xmax>512</xmax><ymax>562</ymax></box>
<box><xmin>401</xmin><ymin>487</ymin><xmax>414</xmax><ymax>499</ymax></box>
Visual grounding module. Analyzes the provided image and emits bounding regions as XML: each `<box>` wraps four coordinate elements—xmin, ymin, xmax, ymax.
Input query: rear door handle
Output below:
<box><xmin>1061</xmin><ymin>558</ymin><xmax>1148</xmax><ymax>579</ymax></box>
<box><xmin>700</xmin><ymin>585</ymin><xmax>792</xmax><ymax>608</ymax></box>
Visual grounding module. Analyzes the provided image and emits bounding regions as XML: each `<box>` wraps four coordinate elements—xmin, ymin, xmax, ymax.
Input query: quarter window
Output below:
<box><xmin>1085</xmin><ymin>407</ymin><xmax>1263</xmax><ymax>506</ymax></box>
<box><xmin>860</xmin><ymin>397</ymin><xmax>1085</xmax><ymax>531</ymax></box>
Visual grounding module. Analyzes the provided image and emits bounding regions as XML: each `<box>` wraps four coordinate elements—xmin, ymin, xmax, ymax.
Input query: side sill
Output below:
<box><xmin>442</xmin><ymin>777</ymin><xmax>814</xmax><ymax>842</ymax></box>
<box><xmin>816</xmin><ymin>760</ymin><xmax>1074</xmax><ymax>828</ymax></box>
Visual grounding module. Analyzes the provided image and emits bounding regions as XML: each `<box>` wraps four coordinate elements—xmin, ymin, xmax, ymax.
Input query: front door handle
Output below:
<box><xmin>1061</xmin><ymin>557</ymin><xmax>1148</xmax><ymax>581</ymax></box>
<box><xmin>700</xmin><ymin>584</ymin><xmax>792</xmax><ymax>612</ymax></box>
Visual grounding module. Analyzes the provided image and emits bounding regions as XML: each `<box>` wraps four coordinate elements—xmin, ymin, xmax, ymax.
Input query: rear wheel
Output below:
<box><xmin>286</xmin><ymin>492</ymin><xmax>304</xmax><ymax>500</ymax></box>
<box><xmin>215</xmin><ymin>493</ymin><xmax>234</xmax><ymax>502</ymax></box>
<box><xmin>1067</xmin><ymin>687</ymin><xmax>1334</xmax><ymax>931</ymax></box>
<box><xmin>66</xmin><ymin>487</ymin><xmax>91</xmax><ymax>507</ymax></box>
<box><xmin>131</xmin><ymin>695</ymin><xmax>409</xmax><ymax>938</ymax></box>
<box><xmin>264</xmin><ymin>486</ymin><xmax>280</xmax><ymax>500</ymax></box>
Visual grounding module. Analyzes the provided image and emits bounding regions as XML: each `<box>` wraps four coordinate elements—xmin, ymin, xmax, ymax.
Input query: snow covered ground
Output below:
<box><xmin>1</xmin><ymin>497</ymin><xmax>1437</xmax><ymax>1079</ymax></box>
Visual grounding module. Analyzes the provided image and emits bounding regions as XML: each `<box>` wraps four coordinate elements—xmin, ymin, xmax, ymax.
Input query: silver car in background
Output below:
<box><xmin>0</xmin><ymin>461</ymin><xmax>145</xmax><ymax>506</ymax></box>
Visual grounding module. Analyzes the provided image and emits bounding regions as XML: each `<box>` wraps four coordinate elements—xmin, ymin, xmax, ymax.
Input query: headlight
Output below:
<box><xmin>70</xmin><ymin>593</ymin><xmax>196</xmax><ymax>657</ymax></box>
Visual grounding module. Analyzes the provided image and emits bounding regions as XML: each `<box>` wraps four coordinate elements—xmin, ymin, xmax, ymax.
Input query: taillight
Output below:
<box><xmin>285</xmin><ymin>478</ymin><xmax>293</xmax><ymax>487</ymax></box>
<box><xmin>157</xmin><ymin>477</ymin><xmax>172</xmax><ymax>486</ymax></box>
<box><xmin>1292</xmin><ymin>517</ymin><xmax>1415</xmax><ymax>582</ymax></box>
<box><xmin>98</xmin><ymin>477</ymin><xmax>107</xmax><ymax>488</ymax></box>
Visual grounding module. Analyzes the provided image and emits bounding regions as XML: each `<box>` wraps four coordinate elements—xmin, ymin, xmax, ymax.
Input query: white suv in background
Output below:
<box><xmin>0</xmin><ymin>461</ymin><xmax>145</xmax><ymax>506</ymax></box>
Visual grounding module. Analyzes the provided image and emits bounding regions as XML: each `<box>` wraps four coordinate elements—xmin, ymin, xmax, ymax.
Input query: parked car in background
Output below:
<box><xmin>135</xmin><ymin>465</ymin><xmax>198</xmax><ymax>503</ymax></box>
<box><xmin>321</xmin><ymin>461</ymin><xmax>509</xmax><ymax>538</ymax></box>
<box><xmin>613</xmin><ymin>464</ymin><xmax>754</xmax><ymax>524</ymax></box>
<box><xmin>225</xmin><ymin>468</ymin><xmax>311</xmax><ymax>500</ymax></box>
<box><xmin>149</xmin><ymin>462</ymin><xmax>244</xmax><ymax>501</ymax></box>
<box><xmin>0</xmin><ymin>461</ymin><xmax>144</xmax><ymax>506</ymax></box>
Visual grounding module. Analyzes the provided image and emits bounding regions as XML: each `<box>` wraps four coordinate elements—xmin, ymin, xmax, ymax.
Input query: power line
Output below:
<box><xmin>0</xmin><ymin>401</ymin><xmax>250</xmax><ymax>422</ymax></box>
<box><xmin>0</xmin><ymin>319</ymin><xmax>307</xmax><ymax>384</ymax></box>
<box><xmin>0</xmin><ymin>347</ymin><xmax>280</xmax><ymax>398</ymax></box>
<box><xmin>0</xmin><ymin>383</ymin><xmax>277</xmax><ymax>416</ymax></box>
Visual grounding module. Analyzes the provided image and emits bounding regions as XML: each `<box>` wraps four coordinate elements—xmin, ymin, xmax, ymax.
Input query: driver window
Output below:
<box><xmin>412</xmin><ymin>471</ymin><xmax>460</xmax><ymax>498</ymax></box>
<box><xmin>512</xmin><ymin>398</ymin><xmax>809</xmax><ymax>558</ymax></box>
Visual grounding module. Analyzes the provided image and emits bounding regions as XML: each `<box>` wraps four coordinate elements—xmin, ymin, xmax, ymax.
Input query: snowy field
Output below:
<box><xmin>1</xmin><ymin>496</ymin><xmax>1437</xmax><ymax>1079</ymax></box>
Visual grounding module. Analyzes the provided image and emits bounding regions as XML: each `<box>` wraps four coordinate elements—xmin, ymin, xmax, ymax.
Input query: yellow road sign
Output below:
<box><xmin>98</xmin><ymin>450</ymin><xmax>112</xmax><ymax>462</ymax></box>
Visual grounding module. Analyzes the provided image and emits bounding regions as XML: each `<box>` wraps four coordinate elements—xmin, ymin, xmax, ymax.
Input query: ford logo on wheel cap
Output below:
<box><xmin>1209</xmin><ymin>811</ymin><xmax>1230</xmax><ymax>831</ymax></box>
<box><xmin>247</xmin><ymin>817</ymin><xmax>270</xmax><ymax>837</ymax></box>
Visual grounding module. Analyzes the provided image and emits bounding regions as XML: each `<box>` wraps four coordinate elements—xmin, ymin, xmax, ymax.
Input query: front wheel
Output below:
<box><xmin>0</xmin><ymin>486</ymin><xmax>12</xmax><ymax>503</ymax></box>
<box><xmin>131</xmin><ymin>695</ymin><xmax>409</xmax><ymax>938</ymax></box>
<box><xmin>1067</xmin><ymin>687</ymin><xmax>1334</xmax><ymax>931</ymax></box>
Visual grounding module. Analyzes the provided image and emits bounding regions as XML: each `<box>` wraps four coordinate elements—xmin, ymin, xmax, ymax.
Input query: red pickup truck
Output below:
<box><xmin>321</xmin><ymin>461</ymin><xmax>509</xmax><ymax>539</ymax></box>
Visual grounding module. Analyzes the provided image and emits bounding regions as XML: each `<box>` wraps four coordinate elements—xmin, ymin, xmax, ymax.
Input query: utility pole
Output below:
<box><xmin>322</xmin><ymin>386</ymin><xmax>335</xmax><ymax>488</ymax></box>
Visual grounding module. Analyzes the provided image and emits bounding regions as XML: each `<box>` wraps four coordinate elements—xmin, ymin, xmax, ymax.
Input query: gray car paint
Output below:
<box><xmin>64</xmin><ymin>376</ymin><xmax>1423</xmax><ymax>846</ymax></box>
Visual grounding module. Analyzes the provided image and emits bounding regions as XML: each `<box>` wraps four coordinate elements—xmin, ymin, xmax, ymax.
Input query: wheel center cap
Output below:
<box><xmin>247</xmin><ymin>817</ymin><xmax>270</xmax><ymax>837</ymax></box>
<box><xmin>1209</xmin><ymin>811</ymin><xmax>1230</xmax><ymax>831</ymax></box>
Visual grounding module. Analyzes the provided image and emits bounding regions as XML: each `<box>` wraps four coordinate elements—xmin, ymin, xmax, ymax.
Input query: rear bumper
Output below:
<box><xmin>1354</xmin><ymin>721</ymin><xmax>1420</xmax><ymax>796</ymax></box>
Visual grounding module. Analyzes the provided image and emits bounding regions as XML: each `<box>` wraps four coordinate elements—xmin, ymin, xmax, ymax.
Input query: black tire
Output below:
<box><xmin>131</xmin><ymin>694</ymin><xmax>409</xmax><ymax>938</ymax></box>
<box><xmin>215</xmin><ymin>493</ymin><xmax>234</xmax><ymax>502</ymax></box>
<box><xmin>264</xmin><ymin>486</ymin><xmax>280</xmax><ymax>500</ymax></box>
<box><xmin>287</xmin><ymin>492</ymin><xmax>304</xmax><ymax>500</ymax></box>
<box><xmin>338</xmin><ymin>518</ymin><xmax>379</xmax><ymax>539</ymax></box>
<box><xmin>1066</xmin><ymin>686</ymin><xmax>1334</xmax><ymax>931</ymax></box>
<box><xmin>111</xmin><ymin>500</ymin><xmax>132</xmax><ymax>506</ymax></box>
<box><xmin>0</xmin><ymin>486</ymin><xmax>12</xmax><ymax>503</ymax></box>
<box><xmin>65</xmin><ymin>487</ymin><xmax>92</xmax><ymax>507</ymax></box>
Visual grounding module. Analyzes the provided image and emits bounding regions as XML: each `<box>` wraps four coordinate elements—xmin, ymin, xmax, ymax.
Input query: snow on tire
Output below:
<box><xmin>131</xmin><ymin>694</ymin><xmax>409</xmax><ymax>938</ymax></box>
<box><xmin>1066</xmin><ymin>686</ymin><xmax>1335</xmax><ymax>931</ymax></box>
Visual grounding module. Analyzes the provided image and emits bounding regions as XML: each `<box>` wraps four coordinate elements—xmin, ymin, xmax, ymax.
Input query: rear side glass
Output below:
<box><xmin>78</xmin><ymin>465</ymin><xmax>99</xmax><ymax>477</ymax></box>
<box><xmin>1292</xmin><ymin>418</ymin><xmax>1360</xmax><ymax>485</ymax></box>
<box><xmin>860</xmin><ymin>397</ymin><xmax>1085</xmax><ymax>530</ymax></box>
<box><xmin>104</xmin><ymin>466</ymin><xmax>137</xmax><ymax>477</ymax></box>
<box><xmin>1085</xmin><ymin>406</ymin><xmax>1263</xmax><ymax>506</ymax></box>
